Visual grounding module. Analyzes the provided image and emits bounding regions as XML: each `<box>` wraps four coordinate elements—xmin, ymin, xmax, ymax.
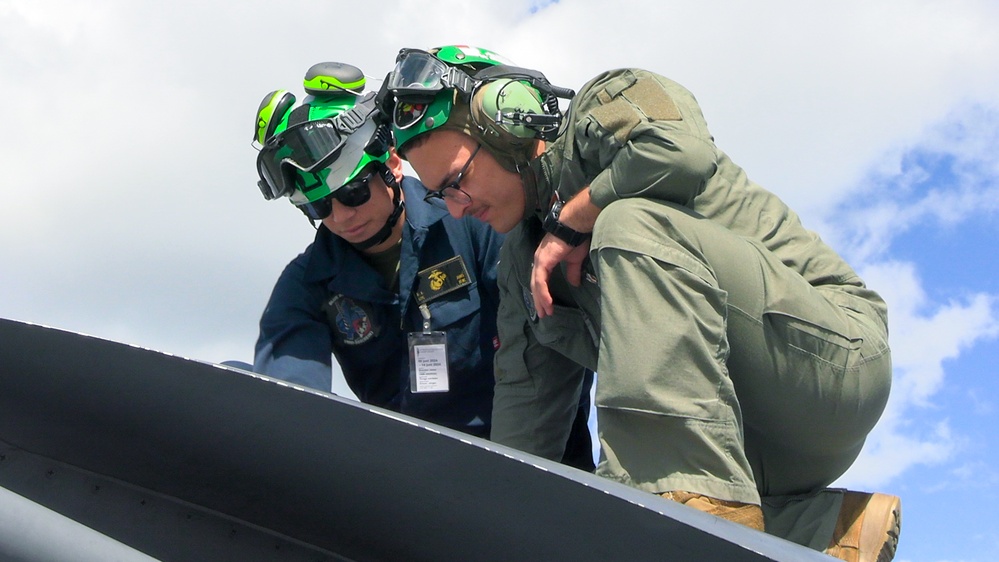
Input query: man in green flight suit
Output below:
<box><xmin>383</xmin><ymin>46</ymin><xmax>901</xmax><ymax>562</ymax></box>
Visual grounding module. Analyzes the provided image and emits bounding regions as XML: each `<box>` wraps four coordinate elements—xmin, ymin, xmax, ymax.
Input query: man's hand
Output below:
<box><xmin>531</xmin><ymin>187</ymin><xmax>601</xmax><ymax>319</ymax></box>
<box><xmin>531</xmin><ymin>234</ymin><xmax>591</xmax><ymax>319</ymax></box>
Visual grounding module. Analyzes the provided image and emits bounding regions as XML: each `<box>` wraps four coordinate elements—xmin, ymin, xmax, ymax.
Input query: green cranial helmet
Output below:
<box><xmin>391</xmin><ymin>45</ymin><xmax>512</xmax><ymax>153</ymax></box>
<box><xmin>389</xmin><ymin>45</ymin><xmax>567</xmax><ymax>174</ymax></box>
<box><xmin>431</xmin><ymin>45</ymin><xmax>516</xmax><ymax>72</ymax></box>
<box><xmin>281</xmin><ymin>99</ymin><xmax>389</xmax><ymax>208</ymax></box>
<box><xmin>254</xmin><ymin>62</ymin><xmax>390</xmax><ymax>207</ymax></box>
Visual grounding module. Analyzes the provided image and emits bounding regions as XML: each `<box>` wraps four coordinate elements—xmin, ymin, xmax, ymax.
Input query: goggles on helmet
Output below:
<box><xmin>387</xmin><ymin>49</ymin><xmax>477</xmax><ymax>102</ymax></box>
<box><xmin>385</xmin><ymin>47</ymin><xmax>576</xmax><ymax>146</ymax></box>
<box><xmin>295</xmin><ymin>166</ymin><xmax>378</xmax><ymax>220</ymax></box>
<box><xmin>256</xmin><ymin>119</ymin><xmax>349</xmax><ymax>200</ymax></box>
<box><xmin>386</xmin><ymin>50</ymin><xmax>474</xmax><ymax>135</ymax></box>
<box><xmin>256</xmin><ymin>95</ymin><xmax>384</xmax><ymax>201</ymax></box>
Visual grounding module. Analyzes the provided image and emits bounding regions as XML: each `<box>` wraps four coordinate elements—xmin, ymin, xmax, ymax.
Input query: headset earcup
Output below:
<box><xmin>472</xmin><ymin>79</ymin><xmax>546</xmax><ymax>140</ymax></box>
<box><xmin>266</xmin><ymin>91</ymin><xmax>297</xmax><ymax>140</ymax></box>
<box><xmin>303</xmin><ymin>62</ymin><xmax>365</xmax><ymax>97</ymax></box>
<box><xmin>255</xmin><ymin>90</ymin><xmax>296</xmax><ymax>144</ymax></box>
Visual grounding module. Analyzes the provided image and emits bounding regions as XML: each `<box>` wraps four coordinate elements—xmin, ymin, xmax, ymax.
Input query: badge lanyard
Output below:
<box><xmin>407</xmin><ymin>255</ymin><xmax>471</xmax><ymax>394</ymax></box>
<box><xmin>408</xmin><ymin>304</ymin><xmax>449</xmax><ymax>393</ymax></box>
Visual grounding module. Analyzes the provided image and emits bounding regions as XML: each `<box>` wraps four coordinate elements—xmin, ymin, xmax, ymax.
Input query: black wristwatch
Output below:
<box><xmin>542</xmin><ymin>197</ymin><xmax>590</xmax><ymax>246</ymax></box>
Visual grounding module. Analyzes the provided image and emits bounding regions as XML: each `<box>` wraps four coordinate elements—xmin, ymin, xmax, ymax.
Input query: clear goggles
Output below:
<box><xmin>386</xmin><ymin>49</ymin><xmax>452</xmax><ymax>100</ymax></box>
<box><xmin>388</xmin><ymin>49</ymin><xmax>481</xmax><ymax>100</ymax></box>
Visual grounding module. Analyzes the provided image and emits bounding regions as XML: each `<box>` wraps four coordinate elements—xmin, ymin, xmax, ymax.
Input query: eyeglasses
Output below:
<box><xmin>297</xmin><ymin>168</ymin><xmax>378</xmax><ymax>221</ymax></box>
<box><xmin>423</xmin><ymin>144</ymin><xmax>481</xmax><ymax>209</ymax></box>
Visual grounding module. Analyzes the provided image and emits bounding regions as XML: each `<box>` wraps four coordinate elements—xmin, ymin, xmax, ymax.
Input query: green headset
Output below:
<box><xmin>254</xmin><ymin>89</ymin><xmax>296</xmax><ymax>146</ymax></box>
<box><xmin>303</xmin><ymin>61</ymin><xmax>366</xmax><ymax>97</ymax></box>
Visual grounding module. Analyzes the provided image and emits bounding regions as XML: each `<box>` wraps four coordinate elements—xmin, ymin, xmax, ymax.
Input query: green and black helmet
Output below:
<box><xmin>386</xmin><ymin>45</ymin><xmax>573</xmax><ymax>172</ymax></box>
<box><xmin>254</xmin><ymin>62</ymin><xmax>404</xmax><ymax>248</ymax></box>
<box><xmin>389</xmin><ymin>45</ymin><xmax>514</xmax><ymax>152</ymax></box>
<box><xmin>254</xmin><ymin>62</ymin><xmax>393</xmax><ymax>221</ymax></box>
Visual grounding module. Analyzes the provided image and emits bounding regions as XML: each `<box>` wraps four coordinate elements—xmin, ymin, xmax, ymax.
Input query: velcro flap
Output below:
<box><xmin>589</xmin><ymin>99</ymin><xmax>642</xmax><ymax>144</ymax></box>
<box><xmin>589</xmin><ymin>76</ymin><xmax>682</xmax><ymax>144</ymax></box>
<box><xmin>622</xmin><ymin>77</ymin><xmax>682</xmax><ymax>121</ymax></box>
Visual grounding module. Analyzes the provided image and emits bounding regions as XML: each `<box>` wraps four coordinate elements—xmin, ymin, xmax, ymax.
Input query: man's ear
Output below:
<box><xmin>385</xmin><ymin>149</ymin><xmax>406</xmax><ymax>181</ymax></box>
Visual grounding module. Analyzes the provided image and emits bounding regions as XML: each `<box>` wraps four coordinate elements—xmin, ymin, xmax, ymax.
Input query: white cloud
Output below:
<box><xmin>832</xmin><ymin>259</ymin><xmax>999</xmax><ymax>489</ymax></box>
<box><xmin>838</xmin><ymin>417</ymin><xmax>957</xmax><ymax>489</ymax></box>
<box><xmin>822</xmin><ymin>103</ymin><xmax>999</xmax><ymax>264</ymax></box>
<box><xmin>887</xmin><ymin>280</ymin><xmax>997</xmax><ymax>406</ymax></box>
<box><xmin>813</xmin><ymin>98</ymin><xmax>999</xmax><ymax>495</ymax></box>
<box><xmin>818</xmin><ymin>96</ymin><xmax>999</xmax><ymax>491</ymax></box>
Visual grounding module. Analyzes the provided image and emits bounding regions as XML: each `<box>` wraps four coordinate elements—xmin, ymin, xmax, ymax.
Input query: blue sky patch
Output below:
<box><xmin>529</xmin><ymin>0</ymin><xmax>559</xmax><ymax>14</ymax></box>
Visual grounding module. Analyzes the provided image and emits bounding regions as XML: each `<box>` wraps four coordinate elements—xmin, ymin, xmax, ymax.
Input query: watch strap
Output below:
<box><xmin>542</xmin><ymin>199</ymin><xmax>590</xmax><ymax>246</ymax></box>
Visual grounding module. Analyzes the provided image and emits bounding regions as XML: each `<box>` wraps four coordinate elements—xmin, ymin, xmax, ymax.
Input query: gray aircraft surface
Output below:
<box><xmin>0</xmin><ymin>317</ymin><xmax>831</xmax><ymax>561</ymax></box>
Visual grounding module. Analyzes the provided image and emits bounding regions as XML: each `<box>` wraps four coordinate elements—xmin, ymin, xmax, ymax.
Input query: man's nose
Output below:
<box><xmin>445</xmin><ymin>197</ymin><xmax>470</xmax><ymax>219</ymax></box>
<box><xmin>330</xmin><ymin>198</ymin><xmax>356</xmax><ymax>221</ymax></box>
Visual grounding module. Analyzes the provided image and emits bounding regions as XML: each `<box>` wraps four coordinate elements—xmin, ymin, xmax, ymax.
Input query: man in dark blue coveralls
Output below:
<box><xmin>250</xmin><ymin>59</ymin><xmax>593</xmax><ymax>469</ymax></box>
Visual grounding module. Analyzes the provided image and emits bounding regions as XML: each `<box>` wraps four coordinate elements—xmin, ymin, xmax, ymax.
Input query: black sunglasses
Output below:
<box><xmin>297</xmin><ymin>168</ymin><xmax>378</xmax><ymax>221</ymax></box>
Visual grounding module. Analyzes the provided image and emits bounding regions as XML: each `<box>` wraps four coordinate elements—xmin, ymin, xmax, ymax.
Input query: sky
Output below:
<box><xmin>2</xmin><ymin>0</ymin><xmax>998</xmax><ymax>559</ymax></box>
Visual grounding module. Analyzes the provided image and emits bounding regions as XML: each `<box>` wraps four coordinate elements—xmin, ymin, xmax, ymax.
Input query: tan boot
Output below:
<box><xmin>825</xmin><ymin>491</ymin><xmax>901</xmax><ymax>562</ymax></box>
<box><xmin>661</xmin><ymin>491</ymin><xmax>765</xmax><ymax>532</ymax></box>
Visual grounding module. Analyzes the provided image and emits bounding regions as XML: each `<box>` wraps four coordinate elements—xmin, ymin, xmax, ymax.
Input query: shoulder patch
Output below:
<box><xmin>588</xmin><ymin>77</ymin><xmax>682</xmax><ymax>144</ymax></box>
<box><xmin>589</xmin><ymin>99</ymin><xmax>642</xmax><ymax>144</ymax></box>
<box><xmin>621</xmin><ymin>77</ymin><xmax>682</xmax><ymax>121</ymax></box>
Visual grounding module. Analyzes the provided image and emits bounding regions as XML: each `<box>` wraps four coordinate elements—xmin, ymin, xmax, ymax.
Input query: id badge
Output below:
<box><xmin>408</xmin><ymin>330</ymin><xmax>450</xmax><ymax>393</ymax></box>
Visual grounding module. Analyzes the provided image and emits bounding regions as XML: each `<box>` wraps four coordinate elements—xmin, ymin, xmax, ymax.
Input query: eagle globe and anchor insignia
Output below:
<box><xmin>428</xmin><ymin>270</ymin><xmax>448</xmax><ymax>291</ymax></box>
<box><xmin>415</xmin><ymin>256</ymin><xmax>471</xmax><ymax>305</ymax></box>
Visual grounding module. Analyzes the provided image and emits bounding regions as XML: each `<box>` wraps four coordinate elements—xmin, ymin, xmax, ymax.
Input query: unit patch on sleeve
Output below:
<box><xmin>414</xmin><ymin>256</ymin><xmax>471</xmax><ymax>304</ymax></box>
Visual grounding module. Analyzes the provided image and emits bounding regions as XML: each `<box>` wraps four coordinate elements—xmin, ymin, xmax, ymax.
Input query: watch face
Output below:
<box><xmin>545</xmin><ymin>199</ymin><xmax>563</xmax><ymax>227</ymax></box>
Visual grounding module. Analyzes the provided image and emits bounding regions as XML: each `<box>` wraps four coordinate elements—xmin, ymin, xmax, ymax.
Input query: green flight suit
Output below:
<box><xmin>491</xmin><ymin>68</ymin><xmax>891</xmax><ymax>548</ymax></box>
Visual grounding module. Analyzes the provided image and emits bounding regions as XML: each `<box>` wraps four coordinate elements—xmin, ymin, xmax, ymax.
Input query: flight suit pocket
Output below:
<box><xmin>426</xmin><ymin>284</ymin><xmax>482</xmax><ymax>358</ymax></box>
<box><xmin>765</xmin><ymin>311</ymin><xmax>862</xmax><ymax>402</ymax></box>
<box><xmin>426</xmin><ymin>283</ymin><xmax>480</xmax><ymax>326</ymax></box>
<box><xmin>528</xmin><ymin>303</ymin><xmax>599</xmax><ymax>371</ymax></box>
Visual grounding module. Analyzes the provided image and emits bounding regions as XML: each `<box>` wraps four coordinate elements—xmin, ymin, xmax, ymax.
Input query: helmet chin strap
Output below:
<box><xmin>350</xmin><ymin>166</ymin><xmax>405</xmax><ymax>251</ymax></box>
<box><xmin>518</xmin><ymin>158</ymin><xmax>542</xmax><ymax>219</ymax></box>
